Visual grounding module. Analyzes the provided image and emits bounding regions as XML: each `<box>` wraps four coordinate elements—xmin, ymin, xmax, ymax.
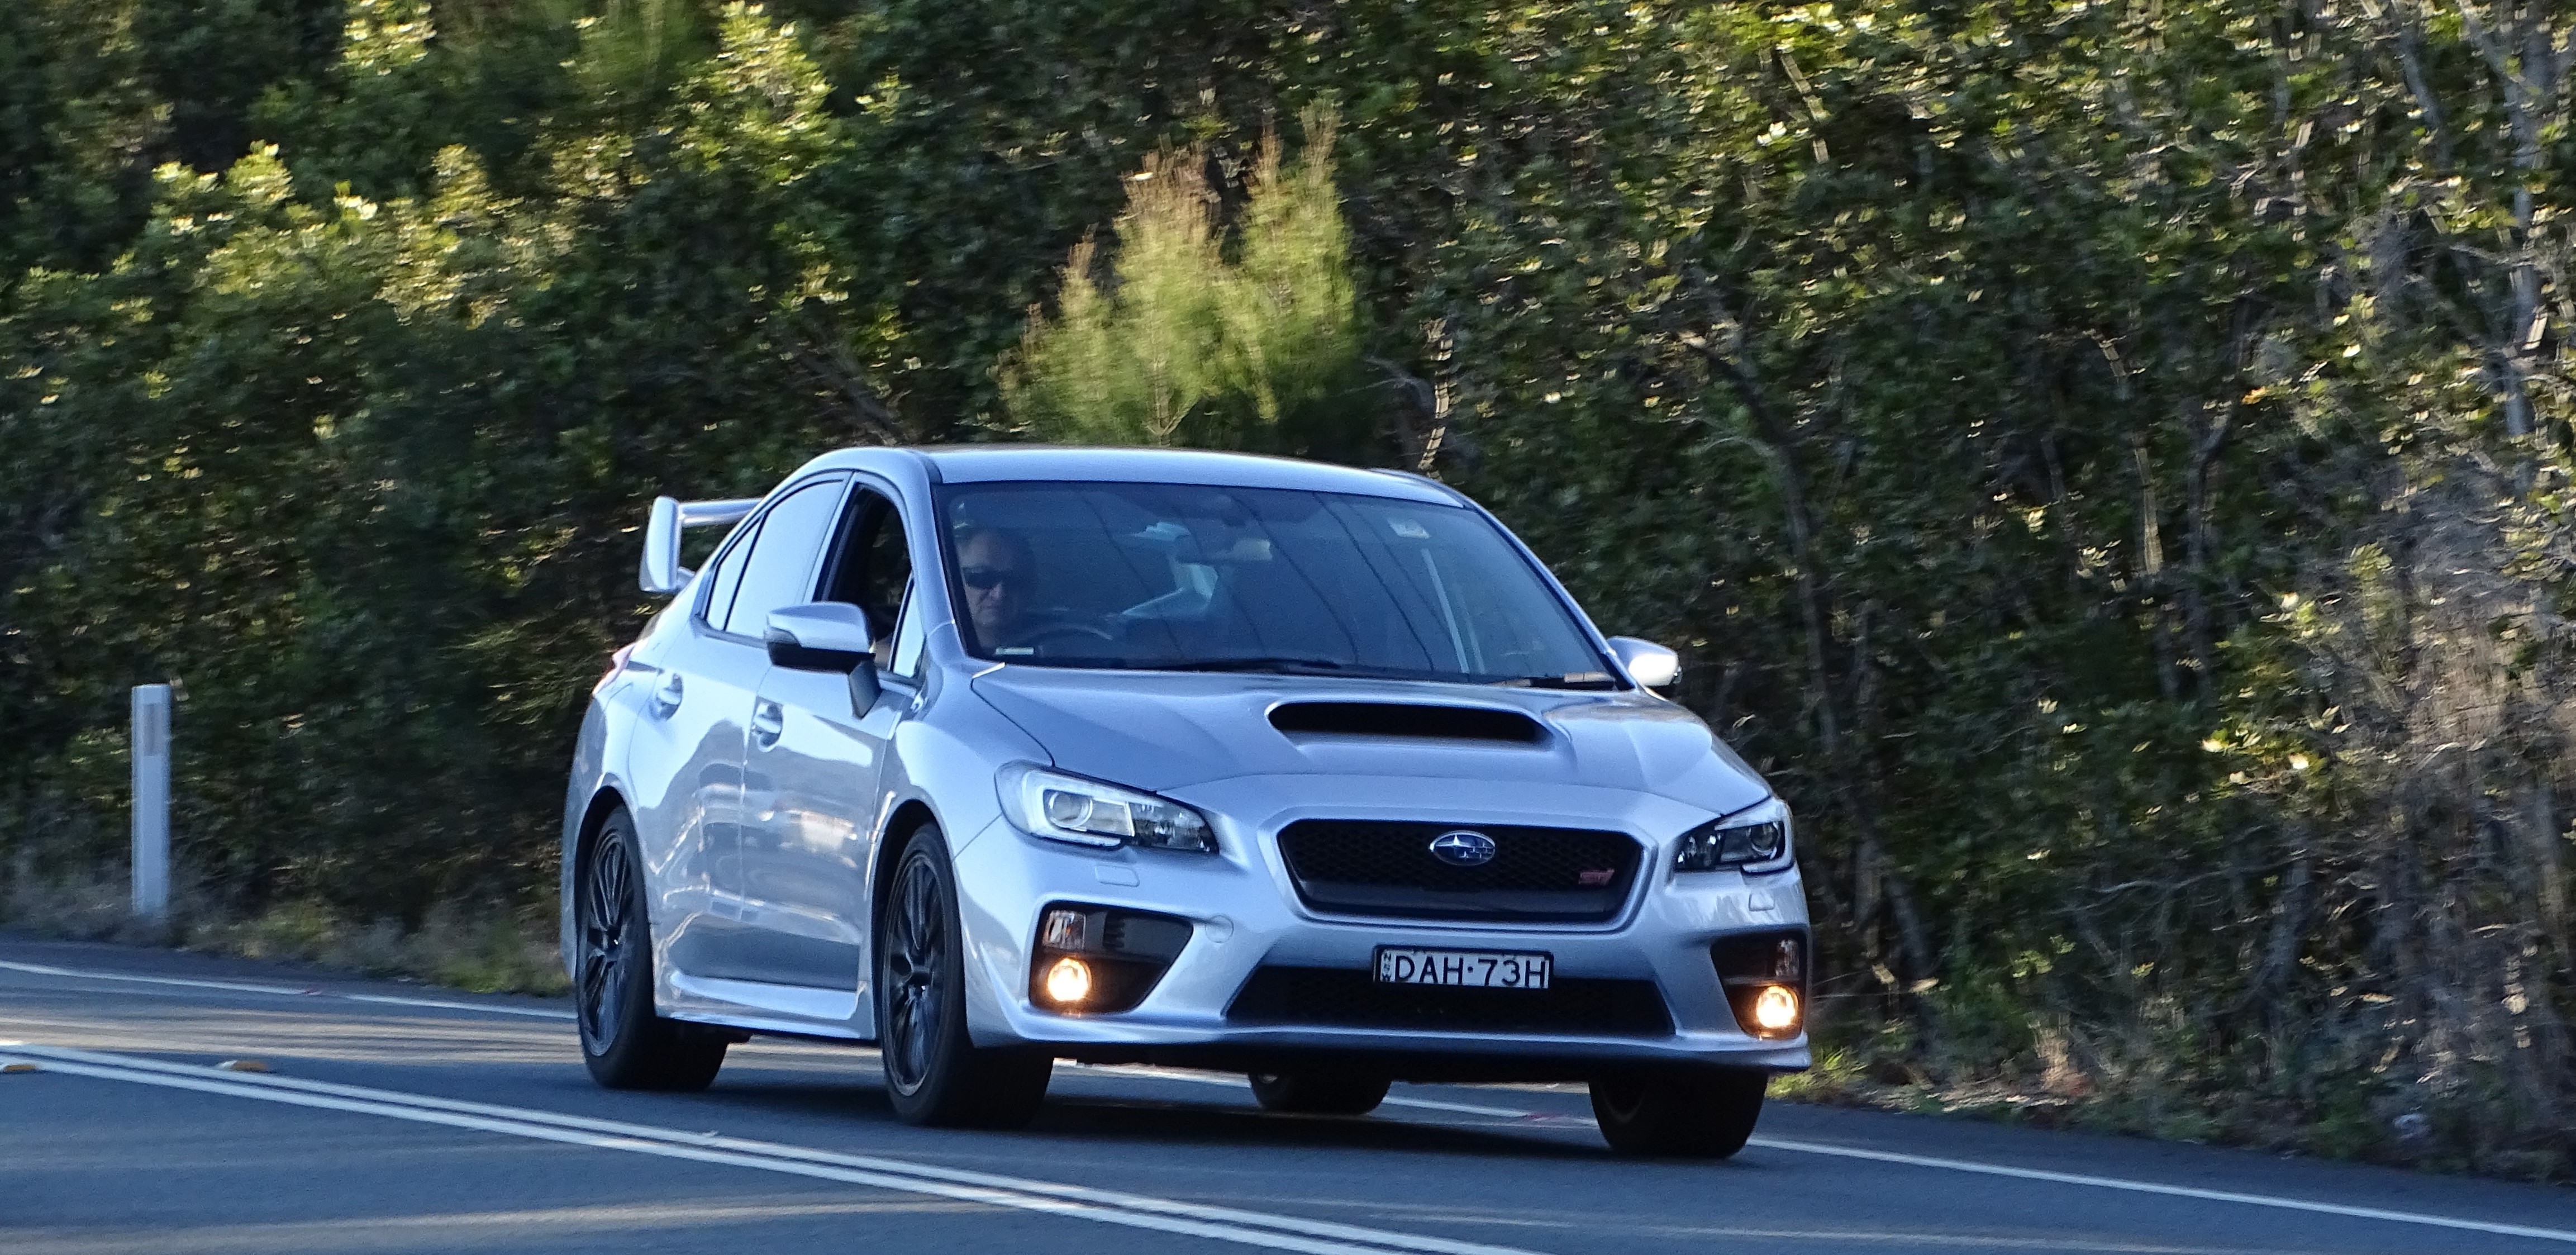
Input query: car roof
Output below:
<box><xmin>820</xmin><ymin>445</ymin><xmax>1463</xmax><ymax>505</ymax></box>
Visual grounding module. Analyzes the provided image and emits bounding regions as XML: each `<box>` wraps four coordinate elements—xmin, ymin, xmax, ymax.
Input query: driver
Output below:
<box><xmin>956</xmin><ymin>527</ymin><xmax>1039</xmax><ymax>648</ymax></box>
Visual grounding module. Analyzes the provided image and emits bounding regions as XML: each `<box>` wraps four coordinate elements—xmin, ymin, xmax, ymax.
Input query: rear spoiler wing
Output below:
<box><xmin>639</xmin><ymin>496</ymin><xmax>760</xmax><ymax>595</ymax></box>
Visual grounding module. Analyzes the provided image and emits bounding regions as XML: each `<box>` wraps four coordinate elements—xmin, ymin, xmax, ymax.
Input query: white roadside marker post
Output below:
<box><xmin>131</xmin><ymin>684</ymin><xmax>172</xmax><ymax>923</ymax></box>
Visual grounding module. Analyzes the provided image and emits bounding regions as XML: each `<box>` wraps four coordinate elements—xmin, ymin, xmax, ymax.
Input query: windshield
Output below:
<box><xmin>938</xmin><ymin>482</ymin><xmax>1616</xmax><ymax>687</ymax></box>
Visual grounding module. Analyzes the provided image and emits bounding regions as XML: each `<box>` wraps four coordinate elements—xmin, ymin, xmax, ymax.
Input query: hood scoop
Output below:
<box><xmin>1268</xmin><ymin>701</ymin><xmax>1545</xmax><ymax>745</ymax></box>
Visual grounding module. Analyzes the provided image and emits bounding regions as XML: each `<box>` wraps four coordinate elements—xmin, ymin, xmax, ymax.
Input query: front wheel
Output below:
<box><xmin>1589</xmin><ymin>1067</ymin><xmax>1767</xmax><ymax>1157</ymax></box>
<box><xmin>575</xmin><ymin>811</ymin><xmax>727</xmax><ymax>1090</ymax></box>
<box><xmin>1249</xmin><ymin>1071</ymin><xmax>1392</xmax><ymax>1115</ymax></box>
<box><xmin>877</xmin><ymin>824</ymin><xmax>1053</xmax><ymax>1128</ymax></box>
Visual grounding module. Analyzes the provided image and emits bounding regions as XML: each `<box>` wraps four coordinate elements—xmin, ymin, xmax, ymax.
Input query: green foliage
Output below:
<box><xmin>1002</xmin><ymin>109</ymin><xmax>1366</xmax><ymax>457</ymax></box>
<box><xmin>574</xmin><ymin>0</ymin><xmax>713</xmax><ymax>113</ymax></box>
<box><xmin>4</xmin><ymin>0</ymin><xmax>2573</xmax><ymax>1177</ymax></box>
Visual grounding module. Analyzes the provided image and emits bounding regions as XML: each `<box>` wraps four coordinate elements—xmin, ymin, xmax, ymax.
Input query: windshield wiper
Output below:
<box><xmin>1149</xmin><ymin>656</ymin><xmax>1354</xmax><ymax>675</ymax></box>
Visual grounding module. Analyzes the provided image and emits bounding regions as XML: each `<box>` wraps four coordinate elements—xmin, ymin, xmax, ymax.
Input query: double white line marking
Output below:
<box><xmin>1078</xmin><ymin>1067</ymin><xmax>2576</xmax><ymax>1246</ymax></box>
<box><xmin>11</xmin><ymin>959</ymin><xmax>2576</xmax><ymax>1248</ymax></box>
<box><xmin>0</xmin><ymin>959</ymin><xmax>575</xmax><ymax>1020</ymax></box>
<box><xmin>0</xmin><ymin>1043</ymin><xmax>1537</xmax><ymax>1255</ymax></box>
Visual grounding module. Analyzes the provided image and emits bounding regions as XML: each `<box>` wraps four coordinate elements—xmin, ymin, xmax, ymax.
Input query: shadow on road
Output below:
<box><xmin>689</xmin><ymin>1074</ymin><xmax>1619</xmax><ymax>1162</ymax></box>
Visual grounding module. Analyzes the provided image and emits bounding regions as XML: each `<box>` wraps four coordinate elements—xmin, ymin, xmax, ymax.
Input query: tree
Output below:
<box><xmin>1001</xmin><ymin>108</ymin><xmax>1369</xmax><ymax>459</ymax></box>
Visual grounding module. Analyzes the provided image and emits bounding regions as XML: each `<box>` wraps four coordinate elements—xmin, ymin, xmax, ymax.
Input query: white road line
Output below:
<box><xmin>339</xmin><ymin>992</ymin><xmax>574</xmax><ymax>1020</ymax></box>
<box><xmin>0</xmin><ymin>1043</ymin><xmax>1542</xmax><ymax>1255</ymax></box>
<box><xmin>1072</xmin><ymin>1066</ymin><xmax>2576</xmax><ymax>1244</ymax></box>
<box><xmin>11</xmin><ymin>961</ymin><xmax>2570</xmax><ymax>1246</ymax></box>
<box><xmin>0</xmin><ymin>962</ymin><xmax>1535</xmax><ymax>1120</ymax></box>
<box><xmin>1376</xmin><ymin>1095</ymin><xmax>1546</xmax><ymax>1118</ymax></box>
<box><xmin>1742</xmin><ymin>1137</ymin><xmax>2576</xmax><ymax>1246</ymax></box>
<box><xmin>0</xmin><ymin>959</ymin><xmax>573</xmax><ymax>1020</ymax></box>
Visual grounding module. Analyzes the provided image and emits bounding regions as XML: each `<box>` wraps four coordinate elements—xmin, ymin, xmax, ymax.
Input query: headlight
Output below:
<box><xmin>998</xmin><ymin>764</ymin><xmax>1216</xmax><ymax>853</ymax></box>
<box><xmin>1673</xmin><ymin>807</ymin><xmax>1793</xmax><ymax>873</ymax></box>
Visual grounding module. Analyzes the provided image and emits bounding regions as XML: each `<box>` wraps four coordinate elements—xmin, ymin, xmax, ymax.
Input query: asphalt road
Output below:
<box><xmin>3</xmin><ymin>938</ymin><xmax>2569</xmax><ymax>1255</ymax></box>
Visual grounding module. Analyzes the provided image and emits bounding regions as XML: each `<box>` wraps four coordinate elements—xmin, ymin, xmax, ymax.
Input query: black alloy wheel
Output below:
<box><xmin>575</xmin><ymin>810</ymin><xmax>727</xmax><ymax>1090</ymax></box>
<box><xmin>879</xmin><ymin>840</ymin><xmax>946</xmax><ymax>1095</ymax></box>
<box><xmin>877</xmin><ymin>824</ymin><xmax>1053</xmax><ymax>1127</ymax></box>
<box><xmin>1249</xmin><ymin>1071</ymin><xmax>1393</xmax><ymax>1116</ymax></box>
<box><xmin>1589</xmin><ymin>1066</ymin><xmax>1767</xmax><ymax>1157</ymax></box>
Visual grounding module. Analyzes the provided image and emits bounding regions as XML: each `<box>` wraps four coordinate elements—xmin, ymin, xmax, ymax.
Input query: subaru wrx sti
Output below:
<box><xmin>563</xmin><ymin>446</ymin><xmax>1809</xmax><ymax>1155</ymax></box>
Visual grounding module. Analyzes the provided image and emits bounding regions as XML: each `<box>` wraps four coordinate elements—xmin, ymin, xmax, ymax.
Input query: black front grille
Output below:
<box><xmin>1226</xmin><ymin>966</ymin><xmax>1674</xmax><ymax>1037</ymax></box>
<box><xmin>1275</xmin><ymin>820</ymin><xmax>1642</xmax><ymax>922</ymax></box>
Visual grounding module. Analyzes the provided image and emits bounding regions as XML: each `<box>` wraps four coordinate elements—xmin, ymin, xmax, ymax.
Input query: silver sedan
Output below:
<box><xmin>560</xmin><ymin>445</ymin><xmax>1810</xmax><ymax>1156</ymax></box>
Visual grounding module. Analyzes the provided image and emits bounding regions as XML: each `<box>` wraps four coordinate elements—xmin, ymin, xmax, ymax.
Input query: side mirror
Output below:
<box><xmin>1606</xmin><ymin>636</ymin><xmax>1680</xmax><ymax>690</ymax></box>
<box><xmin>766</xmin><ymin>603</ymin><xmax>880</xmax><ymax>711</ymax></box>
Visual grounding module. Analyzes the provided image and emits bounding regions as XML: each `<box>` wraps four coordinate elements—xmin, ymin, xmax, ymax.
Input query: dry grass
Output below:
<box><xmin>1767</xmin><ymin>1009</ymin><xmax>2574</xmax><ymax>1183</ymax></box>
<box><xmin>1</xmin><ymin>865</ymin><xmax>566</xmax><ymax>996</ymax></box>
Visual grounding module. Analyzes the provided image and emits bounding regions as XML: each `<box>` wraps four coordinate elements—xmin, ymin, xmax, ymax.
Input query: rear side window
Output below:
<box><xmin>719</xmin><ymin>477</ymin><xmax>848</xmax><ymax>636</ymax></box>
<box><xmin>698</xmin><ymin>520</ymin><xmax>759</xmax><ymax>631</ymax></box>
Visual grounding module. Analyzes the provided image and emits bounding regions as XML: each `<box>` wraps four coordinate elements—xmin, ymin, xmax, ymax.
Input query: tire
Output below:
<box><xmin>575</xmin><ymin>811</ymin><xmax>728</xmax><ymax>1091</ymax></box>
<box><xmin>1589</xmin><ymin>1067</ymin><xmax>1767</xmax><ymax>1157</ymax></box>
<box><xmin>1249</xmin><ymin>1071</ymin><xmax>1392</xmax><ymax>1116</ymax></box>
<box><xmin>877</xmin><ymin>824</ymin><xmax>1053</xmax><ymax>1128</ymax></box>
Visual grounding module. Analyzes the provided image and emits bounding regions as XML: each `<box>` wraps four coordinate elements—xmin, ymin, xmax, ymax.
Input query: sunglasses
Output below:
<box><xmin>960</xmin><ymin>567</ymin><xmax>1021</xmax><ymax>591</ymax></box>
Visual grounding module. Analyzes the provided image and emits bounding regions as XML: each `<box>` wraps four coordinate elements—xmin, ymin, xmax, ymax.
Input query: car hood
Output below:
<box><xmin>968</xmin><ymin>667</ymin><xmax>1770</xmax><ymax>820</ymax></box>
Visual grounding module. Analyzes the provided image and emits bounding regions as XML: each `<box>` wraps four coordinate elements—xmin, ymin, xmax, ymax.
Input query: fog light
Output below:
<box><xmin>1044</xmin><ymin>956</ymin><xmax>1093</xmax><ymax>1006</ymax></box>
<box><xmin>1751</xmin><ymin>984</ymin><xmax>1799</xmax><ymax>1033</ymax></box>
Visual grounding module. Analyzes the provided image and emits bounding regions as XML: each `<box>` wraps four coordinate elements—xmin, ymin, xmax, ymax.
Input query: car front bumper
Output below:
<box><xmin>946</xmin><ymin>773</ymin><xmax>1813</xmax><ymax>1080</ymax></box>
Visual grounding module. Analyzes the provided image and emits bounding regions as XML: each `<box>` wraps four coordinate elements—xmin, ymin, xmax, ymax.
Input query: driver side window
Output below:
<box><xmin>820</xmin><ymin>488</ymin><xmax>918</xmax><ymax>674</ymax></box>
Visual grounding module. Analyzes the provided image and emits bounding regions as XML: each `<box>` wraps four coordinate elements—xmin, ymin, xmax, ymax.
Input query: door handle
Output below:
<box><xmin>650</xmin><ymin>672</ymin><xmax>684</xmax><ymax>719</ymax></box>
<box><xmin>751</xmin><ymin>700</ymin><xmax>785</xmax><ymax>750</ymax></box>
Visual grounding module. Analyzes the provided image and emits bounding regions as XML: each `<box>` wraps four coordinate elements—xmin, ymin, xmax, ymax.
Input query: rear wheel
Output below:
<box><xmin>1589</xmin><ymin>1067</ymin><xmax>1766</xmax><ymax>1157</ymax></box>
<box><xmin>1249</xmin><ymin>1071</ymin><xmax>1392</xmax><ymax>1116</ymax></box>
<box><xmin>576</xmin><ymin>811</ymin><xmax>727</xmax><ymax>1090</ymax></box>
<box><xmin>878</xmin><ymin>824</ymin><xmax>1053</xmax><ymax>1128</ymax></box>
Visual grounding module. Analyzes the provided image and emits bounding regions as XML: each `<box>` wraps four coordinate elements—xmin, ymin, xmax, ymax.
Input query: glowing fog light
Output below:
<box><xmin>1751</xmin><ymin>984</ymin><xmax>1800</xmax><ymax>1034</ymax></box>
<box><xmin>1044</xmin><ymin>957</ymin><xmax>1094</xmax><ymax>1006</ymax></box>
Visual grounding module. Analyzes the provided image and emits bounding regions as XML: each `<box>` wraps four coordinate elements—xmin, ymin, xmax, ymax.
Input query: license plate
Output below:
<box><xmin>1374</xmin><ymin>947</ymin><xmax>1552</xmax><ymax>990</ymax></box>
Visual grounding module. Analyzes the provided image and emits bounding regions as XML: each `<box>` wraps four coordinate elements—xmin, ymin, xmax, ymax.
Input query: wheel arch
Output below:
<box><xmin>870</xmin><ymin>798</ymin><xmax>943</xmax><ymax>932</ymax></box>
<box><xmin>563</xmin><ymin>785</ymin><xmax>635</xmax><ymax>967</ymax></box>
<box><xmin>574</xmin><ymin>785</ymin><xmax>632</xmax><ymax>886</ymax></box>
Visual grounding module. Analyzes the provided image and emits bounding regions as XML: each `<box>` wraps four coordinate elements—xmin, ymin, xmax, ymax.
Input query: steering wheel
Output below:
<box><xmin>1013</xmin><ymin>620</ymin><xmax>1118</xmax><ymax>649</ymax></box>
